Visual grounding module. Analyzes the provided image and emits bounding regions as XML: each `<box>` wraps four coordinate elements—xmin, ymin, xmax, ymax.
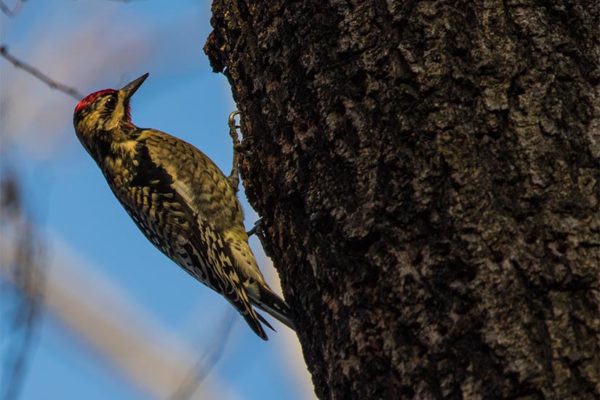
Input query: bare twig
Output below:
<box><xmin>0</xmin><ymin>170</ymin><xmax>45</xmax><ymax>400</ymax></box>
<box><xmin>168</xmin><ymin>311</ymin><xmax>237</xmax><ymax>400</ymax></box>
<box><xmin>0</xmin><ymin>45</ymin><xmax>83</xmax><ymax>100</ymax></box>
<box><xmin>0</xmin><ymin>0</ymin><xmax>24</xmax><ymax>17</ymax></box>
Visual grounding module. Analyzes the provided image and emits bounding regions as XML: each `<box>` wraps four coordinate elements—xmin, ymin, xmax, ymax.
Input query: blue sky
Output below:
<box><xmin>1</xmin><ymin>1</ymin><xmax>313</xmax><ymax>399</ymax></box>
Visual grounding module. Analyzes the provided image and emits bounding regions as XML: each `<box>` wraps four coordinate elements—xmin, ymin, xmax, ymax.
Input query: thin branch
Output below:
<box><xmin>0</xmin><ymin>170</ymin><xmax>45</xmax><ymax>400</ymax></box>
<box><xmin>0</xmin><ymin>45</ymin><xmax>83</xmax><ymax>100</ymax></box>
<box><xmin>0</xmin><ymin>0</ymin><xmax>24</xmax><ymax>17</ymax></box>
<box><xmin>168</xmin><ymin>311</ymin><xmax>237</xmax><ymax>400</ymax></box>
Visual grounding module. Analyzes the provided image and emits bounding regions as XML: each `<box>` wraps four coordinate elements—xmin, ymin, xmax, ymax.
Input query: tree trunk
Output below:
<box><xmin>205</xmin><ymin>1</ymin><xmax>600</xmax><ymax>399</ymax></box>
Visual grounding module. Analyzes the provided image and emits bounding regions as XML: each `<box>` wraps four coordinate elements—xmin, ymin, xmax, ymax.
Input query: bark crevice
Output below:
<box><xmin>205</xmin><ymin>1</ymin><xmax>600</xmax><ymax>398</ymax></box>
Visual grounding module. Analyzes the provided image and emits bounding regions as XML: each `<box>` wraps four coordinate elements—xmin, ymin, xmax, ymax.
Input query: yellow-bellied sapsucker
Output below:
<box><xmin>73</xmin><ymin>73</ymin><xmax>293</xmax><ymax>339</ymax></box>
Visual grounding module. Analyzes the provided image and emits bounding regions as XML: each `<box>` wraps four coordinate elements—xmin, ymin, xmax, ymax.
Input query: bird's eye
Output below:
<box><xmin>105</xmin><ymin>96</ymin><xmax>116</xmax><ymax>108</ymax></box>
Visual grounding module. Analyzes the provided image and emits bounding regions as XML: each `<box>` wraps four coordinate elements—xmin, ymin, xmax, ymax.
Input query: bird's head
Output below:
<box><xmin>73</xmin><ymin>73</ymin><xmax>149</xmax><ymax>151</ymax></box>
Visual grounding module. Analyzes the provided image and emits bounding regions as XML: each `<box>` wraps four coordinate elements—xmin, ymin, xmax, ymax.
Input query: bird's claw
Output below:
<box><xmin>228</xmin><ymin>111</ymin><xmax>241</xmax><ymax>144</ymax></box>
<box><xmin>247</xmin><ymin>218</ymin><xmax>263</xmax><ymax>237</ymax></box>
<box><xmin>227</xmin><ymin>111</ymin><xmax>242</xmax><ymax>191</ymax></box>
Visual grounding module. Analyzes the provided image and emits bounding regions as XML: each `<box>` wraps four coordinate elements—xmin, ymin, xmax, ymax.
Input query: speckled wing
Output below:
<box><xmin>142</xmin><ymin>130</ymin><xmax>245</xmax><ymax>234</ymax></box>
<box><xmin>140</xmin><ymin>134</ymin><xmax>271</xmax><ymax>284</ymax></box>
<box><xmin>113</xmin><ymin>129</ymin><xmax>268</xmax><ymax>340</ymax></box>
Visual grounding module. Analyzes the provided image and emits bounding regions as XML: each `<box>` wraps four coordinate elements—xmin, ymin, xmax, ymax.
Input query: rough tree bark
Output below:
<box><xmin>205</xmin><ymin>1</ymin><xmax>599</xmax><ymax>399</ymax></box>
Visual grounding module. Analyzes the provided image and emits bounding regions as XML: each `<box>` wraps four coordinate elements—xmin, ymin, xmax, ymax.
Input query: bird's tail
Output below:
<box><xmin>229</xmin><ymin>293</ymin><xmax>269</xmax><ymax>340</ymax></box>
<box><xmin>250</xmin><ymin>285</ymin><xmax>295</xmax><ymax>331</ymax></box>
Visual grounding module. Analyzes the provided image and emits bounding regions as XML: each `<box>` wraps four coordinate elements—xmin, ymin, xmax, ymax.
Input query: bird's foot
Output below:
<box><xmin>227</xmin><ymin>111</ymin><xmax>242</xmax><ymax>191</ymax></box>
<box><xmin>247</xmin><ymin>218</ymin><xmax>263</xmax><ymax>237</ymax></box>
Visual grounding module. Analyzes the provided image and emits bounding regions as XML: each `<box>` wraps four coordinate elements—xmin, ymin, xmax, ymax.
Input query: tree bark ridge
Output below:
<box><xmin>205</xmin><ymin>1</ymin><xmax>600</xmax><ymax>398</ymax></box>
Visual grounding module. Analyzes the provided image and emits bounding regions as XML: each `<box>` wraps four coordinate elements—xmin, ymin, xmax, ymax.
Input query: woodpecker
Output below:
<box><xmin>73</xmin><ymin>73</ymin><xmax>293</xmax><ymax>339</ymax></box>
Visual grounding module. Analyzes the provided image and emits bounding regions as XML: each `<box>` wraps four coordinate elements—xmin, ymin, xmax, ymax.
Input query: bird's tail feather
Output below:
<box><xmin>240</xmin><ymin>305</ymin><xmax>269</xmax><ymax>340</ymax></box>
<box><xmin>227</xmin><ymin>290</ymin><xmax>269</xmax><ymax>340</ymax></box>
<box><xmin>250</xmin><ymin>286</ymin><xmax>295</xmax><ymax>331</ymax></box>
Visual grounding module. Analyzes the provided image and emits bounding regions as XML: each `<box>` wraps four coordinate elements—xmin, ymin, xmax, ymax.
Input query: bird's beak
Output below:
<box><xmin>121</xmin><ymin>73</ymin><xmax>149</xmax><ymax>99</ymax></box>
